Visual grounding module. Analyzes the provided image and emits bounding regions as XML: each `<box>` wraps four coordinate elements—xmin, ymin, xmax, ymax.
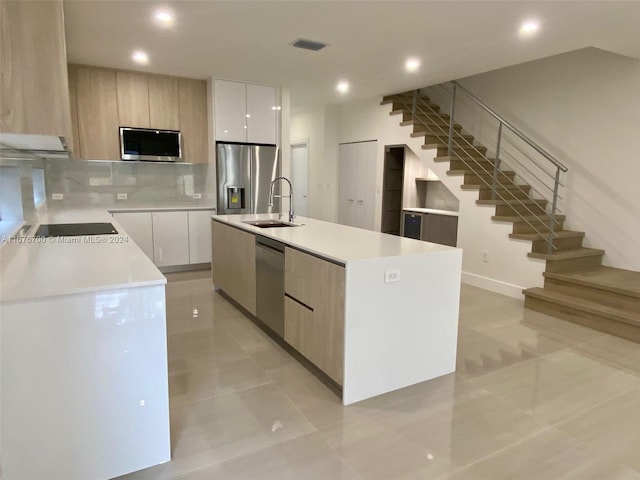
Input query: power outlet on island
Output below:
<box><xmin>482</xmin><ymin>250</ymin><xmax>489</xmax><ymax>263</ymax></box>
<box><xmin>192</xmin><ymin>193</ymin><xmax>202</xmax><ymax>199</ymax></box>
<box><xmin>117</xmin><ymin>193</ymin><xmax>128</xmax><ymax>200</ymax></box>
<box><xmin>51</xmin><ymin>193</ymin><xmax>63</xmax><ymax>200</ymax></box>
<box><xmin>384</xmin><ymin>269</ymin><xmax>400</xmax><ymax>283</ymax></box>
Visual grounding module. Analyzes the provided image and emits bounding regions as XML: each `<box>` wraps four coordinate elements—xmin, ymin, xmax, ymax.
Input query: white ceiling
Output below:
<box><xmin>64</xmin><ymin>1</ymin><xmax>640</xmax><ymax>111</ymax></box>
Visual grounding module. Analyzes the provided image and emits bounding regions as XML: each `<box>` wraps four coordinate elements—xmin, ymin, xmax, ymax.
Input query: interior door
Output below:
<box><xmin>338</xmin><ymin>143</ymin><xmax>357</xmax><ymax>226</ymax></box>
<box><xmin>291</xmin><ymin>142</ymin><xmax>309</xmax><ymax>217</ymax></box>
<box><xmin>355</xmin><ymin>140</ymin><xmax>378</xmax><ymax>230</ymax></box>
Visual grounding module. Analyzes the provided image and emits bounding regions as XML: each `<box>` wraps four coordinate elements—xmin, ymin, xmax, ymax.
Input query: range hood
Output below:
<box><xmin>0</xmin><ymin>133</ymin><xmax>71</xmax><ymax>159</ymax></box>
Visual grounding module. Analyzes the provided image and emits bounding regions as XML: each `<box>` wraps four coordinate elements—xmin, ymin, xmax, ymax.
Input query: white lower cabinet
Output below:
<box><xmin>152</xmin><ymin>211</ymin><xmax>190</xmax><ymax>267</ymax></box>
<box><xmin>112</xmin><ymin>212</ymin><xmax>154</xmax><ymax>260</ymax></box>
<box><xmin>112</xmin><ymin>209</ymin><xmax>214</xmax><ymax>268</ymax></box>
<box><xmin>188</xmin><ymin>210</ymin><xmax>213</xmax><ymax>264</ymax></box>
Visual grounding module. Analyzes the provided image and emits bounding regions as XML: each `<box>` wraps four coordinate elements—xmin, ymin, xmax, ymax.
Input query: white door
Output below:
<box><xmin>338</xmin><ymin>143</ymin><xmax>357</xmax><ymax>226</ymax></box>
<box><xmin>291</xmin><ymin>142</ymin><xmax>309</xmax><ymax>217</ymax></box>
<box><xmin>355</xmin><ymin>140</ymin><xmax>377</xmax><ymax>231</ymax></box>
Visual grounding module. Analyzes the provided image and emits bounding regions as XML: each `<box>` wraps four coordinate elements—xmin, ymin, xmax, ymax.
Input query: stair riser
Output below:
<box><xmin>512</xmin><ymin>220</ymin><xmax>565</xmax><ymax>234</ymax></box>
<box><xmin>524</xmin><ymin>296</ymin><xmax>640</xmax><ymax>343</ymax></box>
<box><xmin>437</xmin><ymin>146</ymin><xmax>487</xmax><ymax>156</ymax></box>
<box><xmin>478</xmin><ymin>188</ymin><xmax>531</xmax><ymax>200</ymax></box>
<box><xmin>449</xmin><ymin>159</ymin><xmax>494</xmax><ymax>171</ymax></box>
<box><xmin>424</xmin><ymin>135</ymin><xmax>474</xmax><ymax>145</ymax></box>
<box><xmin>495</xmin><ymin>203</ymin><xmax>547</xmax><ymax>216</ymax></box>
<box><xmin>544</xmin><ymin>278</ymin><xmax>640</xmax><ymax>312</ymax></box>
<box><xmin>463</xmin><ymin>172</ymin><xmax>516</xmax><ymax>185</ymax></box>
<box><xmin>532</xmin><ymin>236</ymin><xmax>584</xmax><ymax>253</ymax></box>
<box><xmin>393</xmin><ymin>101</ymin><xmax>440</xmax><ymax>112</ymax></box>
<box><xmin>413</xmin><ymin>125</ymin><xmax>459</xmax><ymax>136</ymax></box>
<box><xmin>403</xmin><ymin>111</ymin><xmax>449</xmax><ymax>123</ymax></box>
<box><xmin>544</xmin><ymin>254</ymin><xmax>603</xmax><ymax>273</ymax></box>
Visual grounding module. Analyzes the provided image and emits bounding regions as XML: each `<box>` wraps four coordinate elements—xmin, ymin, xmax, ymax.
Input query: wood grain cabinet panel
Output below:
<box><xmin>178</xmin><ymin>78</ymin><xmax>208</xmax><ymax>163</ymax></box>
<box><xmin>284</xmin><ymin>247</ymin><xmax>345</xmax><ymax>385</ymax></box>
<box><xmin>67</xmin><ymin>64</ymin><xmax>80</xmax><ymax>157</ymax></box>
<box><xmin>212</xmin><ymin>221</ymin><xmax>256</xmax><ymax>315</ymax></box>
<box><xmin>0</xmin><ymin>0</ymin><xmax>72</xmax><ymax>140</ymax></box>
<box><xmin>75</xmin><ymin>66</ymin><xmax>120</xmax><ymax>160</ymax></box>
<box><xmin>116</xmin><ymin>71</ymin><xmax>150</xmax><ymax>128</ymax></box>
<box><xmin>148</xmin><ymin>75</ymin><xmax>179</xmax><ymax>130</ymax></box>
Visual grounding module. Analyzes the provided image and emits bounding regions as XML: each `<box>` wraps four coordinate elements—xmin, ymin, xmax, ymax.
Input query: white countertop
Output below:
<box><xmin>403</xmin><ymin>208</ymin><xmax>459</xmax><ymax>217</ymax></box>
<box><xmin>213</xmin><ymin>214</ymin><xmax>457</xmax><ymax>264</ymax></box>
<box><xmin>0</xmin><ymin>209</ymin><xmax>165</xmax><ymax>303</ymax></box>
<box><xmin>109</xmin><ymin>205</ymin><xmax>216</xmax><ymax>213</ymax></box>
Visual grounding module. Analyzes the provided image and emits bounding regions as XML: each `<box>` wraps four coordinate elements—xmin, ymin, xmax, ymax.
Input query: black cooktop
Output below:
<box><xmin>35</xmin><ymin>222</ymin><xmax>118</xmax><ymax>238</ymax></box>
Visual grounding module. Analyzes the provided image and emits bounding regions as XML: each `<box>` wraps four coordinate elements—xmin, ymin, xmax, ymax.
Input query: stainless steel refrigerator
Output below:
<box><xmin>216</xmin><ymin>143</ymin><xmax>280</xmax><ymax>215</ymax></box>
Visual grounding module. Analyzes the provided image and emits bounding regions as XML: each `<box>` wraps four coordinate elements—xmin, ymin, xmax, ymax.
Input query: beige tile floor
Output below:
<box><xmin>117</xmin><ymin>270</ymin><xmax>640</xmax><ymax>480</ymax></box>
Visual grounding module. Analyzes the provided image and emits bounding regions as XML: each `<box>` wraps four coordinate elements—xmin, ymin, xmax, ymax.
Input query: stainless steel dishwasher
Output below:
<box><xmin>255</xmin><ymin>236</ymin><xmax>285</xmax><ymax>337</ymax></box>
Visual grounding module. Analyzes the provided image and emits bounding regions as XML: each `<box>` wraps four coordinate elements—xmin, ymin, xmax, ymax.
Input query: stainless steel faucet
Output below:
<box><xmin>268</xmin><ymin>176</ymin><xmax>295</xmax><ymax>222</ymax></box>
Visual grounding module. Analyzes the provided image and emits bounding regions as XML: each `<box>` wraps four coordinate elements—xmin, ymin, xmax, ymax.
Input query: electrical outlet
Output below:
<box><xmin>482</xmin><ymin>250</ymin><xmax>489</xmax><ymax>263</ymax></box>
<box><xmin>51</xmin><ymin>193</ymin><xmax>63</xmax><ymax>200</ymax></box>
<box><xmin>117</xmin><ymin>193</ymin><xmax>128</xmax><ymax>200</ymax></box>
<box><xmin>192</xmin><ymin>193</ymin><xmax>202</xmax><ymax>199</ymax></box>
<box><xmin>384</xmin><ymin>270</ymin><xmax>400</xmax><ymax>283</ymax></box>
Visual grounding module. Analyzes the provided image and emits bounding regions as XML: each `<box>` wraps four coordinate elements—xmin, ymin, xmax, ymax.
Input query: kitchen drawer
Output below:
<box><xmin>284</xmin><ymin>296</ymin><xmax>316</xmax><ymax>363</ymax></box>
<box><xmin>284</xmin><ymin>247</ymin><xmax>315</xmax><ymax>307</ymax></box>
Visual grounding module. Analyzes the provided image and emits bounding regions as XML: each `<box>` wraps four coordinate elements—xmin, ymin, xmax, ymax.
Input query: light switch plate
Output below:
<box><xmin>384</xmin><ymin>270</ymin><xmax>400</xmax><ymax>283</ymax></box>
<box><xmin>51</xmin><ymin>193</ymin><xmax>63</xmax><ymax>200</ymax></box>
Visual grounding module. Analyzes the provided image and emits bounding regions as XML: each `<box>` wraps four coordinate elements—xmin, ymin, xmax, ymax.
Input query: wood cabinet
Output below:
<box><xmin>179</xmin><ymin>78</ymin><xmax>208</xmax><ymax>163</ymax></box>
<box><xmin>70</xmin><ymin>65</ymin><xmax>207</xmax><ymax>162</ymax></box>
<box><xmin>214</xmin><ymin>79</ymin><xmax>277</xmax><ymax>144</ymax></box>
<box><xmin>338</xmin><ymin>141</ymin><xmax>377</xmax><ymax>231</ymax></box>
<box><xmin>116</xmin><ymin>71</ymin><xmax>150</xmax><ymax>128</ymax></box>
<box><xmin>0</xmin><ymin>0</ymin><xmax>72</xmax><ymax>141</ymax></box>
<box><xmin>75</xmin><ymin>66</ymin><xmax>120</xmax><ymax>160</ymax></box>
<box><xmin>284</xmin><ymin>247</ymin><xmax>345</xmax><ymax>385</ymax></box>
<box><xmin>211</xmin><ymin>220</ymin><xmax>256</xmax><ymax>315</ymax></box>
<box><xmin>422</xmin><ymin>214</ymin><xmax>458</xmax><ymax>247</ymax></box>
<box><xmin>148</xmin><ymin>75</ymin><xmax>179</xmax><ymax>131</ymax></box>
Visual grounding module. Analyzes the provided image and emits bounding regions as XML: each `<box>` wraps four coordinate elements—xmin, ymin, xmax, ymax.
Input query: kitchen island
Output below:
<box><xmin>212</xmin><ymin>214</ymin><xmax>462</xmax><ymax>405</ymax></box>
<box><xmin>0</xmin><ymin>209</ymin><xmax>170</xmax><ymax>480</ymax></box>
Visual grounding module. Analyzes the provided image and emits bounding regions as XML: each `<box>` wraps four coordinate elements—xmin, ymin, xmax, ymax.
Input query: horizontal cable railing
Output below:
<box><xmin>396</xmin><ymin>83</ymin><xmax>567</xmax><ymax>253</ymax></box>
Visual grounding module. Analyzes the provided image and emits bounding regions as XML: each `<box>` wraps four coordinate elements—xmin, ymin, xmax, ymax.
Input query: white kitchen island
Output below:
<box><xmin>0</xmin><ymin>209</ymin><xmax>171</xmax><ymax>480</ymax></box>
<box><xmin>212</xmin><ymin>214</ymin><xmax>463</xmax><ymax>405</ymax></box>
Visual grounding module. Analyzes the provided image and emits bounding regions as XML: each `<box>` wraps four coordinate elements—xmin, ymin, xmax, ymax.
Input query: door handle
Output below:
<box><xmin>357</xmin><ymin>200</ymin><xmax>364</xmax><ymax>204</ymax></box>
<box><xmin>348</xmin><ymin>199</ymin><xmax>354</xmax><ymax>202</ymax></box>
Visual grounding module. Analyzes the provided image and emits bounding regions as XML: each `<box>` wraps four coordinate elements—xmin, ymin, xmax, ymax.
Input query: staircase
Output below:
<box><xmin>382</xmin><ymin>88</ymin><xmax>640</xmax><ymax>343</ymax></box>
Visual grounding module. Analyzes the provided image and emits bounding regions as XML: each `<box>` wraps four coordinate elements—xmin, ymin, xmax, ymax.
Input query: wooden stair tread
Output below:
<box><xmin>492</xmin><ymin>214</ymin><xmax>565</xmax><ymax>222</ymax></box>
<box><xmin>448</xmin><ymin>169</ymin><xmax>515</xmax><ymax>176</ymax></box>
<box><xmin>528</xmin><ymin>247</ymin><xmax>605</xmax><ymax>261</ymax></box>
<box><xmin>435</xmin><ymin>155</ymin><xmax>493</xmax><ymax>163</ymax></box>
<box><xmin>461</xmin><ymin>184</ymin><xmax>529</xmax><ymax>191</ymax></box>
<box><xmin>510</xmin><ymin>231</ymin><xmax>584</xmax><ymax>241</ymax></box>
<box><xmin>544</xmin><ymin>266</ymin><xmax>640</xmax><ymax>299</ymax></box>
<box><xmin>477</xmin><ymin>199</ymin><xmax>547</xmax><ymax>206</ymax></box>
<box><xmin>524</xmin><ymin>287</ymin><xmax>640</xmax><ymax>327</ymax></box>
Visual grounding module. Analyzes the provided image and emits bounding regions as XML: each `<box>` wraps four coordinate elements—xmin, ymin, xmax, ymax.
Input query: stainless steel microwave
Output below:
<box><xmin>119</xmin><ymin>127</ymin><xmax>183</xmax><ymax>162</ymax></box>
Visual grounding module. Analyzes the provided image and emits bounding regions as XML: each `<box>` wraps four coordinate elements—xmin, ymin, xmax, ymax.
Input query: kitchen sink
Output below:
<box><xmin>243</xmin><ymin>219</ymin><xmax>301</xmax><ymax>229</ymax></box>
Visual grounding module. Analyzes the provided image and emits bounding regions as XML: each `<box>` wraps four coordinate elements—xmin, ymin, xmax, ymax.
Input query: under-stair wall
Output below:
<box><xmin>336</xmin><ymin>97</ymin><xmax>545</xmax><ymax>297</ymax></box>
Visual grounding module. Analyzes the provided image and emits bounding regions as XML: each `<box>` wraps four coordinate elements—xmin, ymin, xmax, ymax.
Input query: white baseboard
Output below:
<box><xmin>461</xmin><ymin>271</ymin><xmax>526</xmax><ymax>299</ymax></box>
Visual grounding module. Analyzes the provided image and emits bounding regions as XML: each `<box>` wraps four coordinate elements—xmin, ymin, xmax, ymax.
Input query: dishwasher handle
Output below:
<box><xmin>256</xmin><ymin>235</ymin><xmax>285</xmax><ymax>253</ymax></box>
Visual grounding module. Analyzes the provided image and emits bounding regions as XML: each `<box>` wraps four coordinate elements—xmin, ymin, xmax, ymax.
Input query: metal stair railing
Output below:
<box><xmin>401</xmin><ymin>84</ymin><xmax>568</xmax><ymax>254</ymax></box>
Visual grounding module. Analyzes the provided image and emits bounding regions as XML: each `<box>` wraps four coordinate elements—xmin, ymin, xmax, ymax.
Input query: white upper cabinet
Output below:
<box><xmin>214</xmin><ymin>80</ymin><xmax>247</xmax><ymax>143</ymax></box>
<box><xmin>214</xmin><ymin>79</ymin><xmax>277</xmax><ymax>145</ymax></box>
<box><xmin>246</xmin><ymin>83</ymin><xmax>277</xmax><ymax>144</ymax></box>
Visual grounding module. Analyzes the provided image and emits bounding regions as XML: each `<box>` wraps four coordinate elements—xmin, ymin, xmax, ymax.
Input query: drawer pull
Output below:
<box><xmin>285</xmin><ymin>293</ymin><xmax>314</xmax><ymax>312</ymax></box>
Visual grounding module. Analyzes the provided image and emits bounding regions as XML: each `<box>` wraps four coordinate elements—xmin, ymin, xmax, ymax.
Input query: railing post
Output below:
<box><xmin>448</xmin><ymin>84</ymin><xmax>457</xmax><ymax>157</ymax></box>
<box><xmin>492</xmin><ymin>122</ymin><xmax>503</xmax><ymax>200</ymax></box>
<box><xmin>412</xmin><ymin>89</ymin><xmax>418</xmax><ymax>118</ymax></box>
<box><xmin>547</xmin><ymin>168</ymin><xmax>561</xmax><ymax>254</ymax></box>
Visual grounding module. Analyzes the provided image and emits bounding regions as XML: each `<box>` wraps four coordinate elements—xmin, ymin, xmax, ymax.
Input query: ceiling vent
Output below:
<box><xmin>290</xmin><ymin>38</ymin><xmax>328</xmax><ymax>52</ymax></box>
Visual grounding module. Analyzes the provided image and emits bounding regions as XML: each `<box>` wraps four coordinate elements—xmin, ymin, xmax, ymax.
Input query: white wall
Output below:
<box><xmin>455</xmin><ymin>47</ymin><xmax>640</xmax><ymax>271</ymax></box>
<box><xmin>289</xmin><ymin>105</ymin><xmax>338</xmax><ymax>222</ymax></box>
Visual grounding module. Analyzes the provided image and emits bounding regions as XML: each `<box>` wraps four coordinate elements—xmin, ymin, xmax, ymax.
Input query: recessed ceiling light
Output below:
<box><xmin>405</xmin><ymin>58</ymin><xmax>421</xmax><ymax>73</ymax></box>
<box><xmin>336</xmin><ymin>80</ymin><xmax>350</xmax><ymax>94</ymax></box>
<box><xmin>271</xmin><ymin>106</ymin><xmax>282</xmax><ymax>111</ymax></box>
<box><xmin>519</xmin><ymin>19</ymin><xmax>540</xmax><ymax>37</ymax></box>
<box><xmin>153</xmin><ymin>7</ymin><xmax>175</xmax><ymax>27</ymax></box>
<box><xmin>131</xmin><ymin>50</ymin><xmax>149</xmax><ymax>65</ymax></box>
